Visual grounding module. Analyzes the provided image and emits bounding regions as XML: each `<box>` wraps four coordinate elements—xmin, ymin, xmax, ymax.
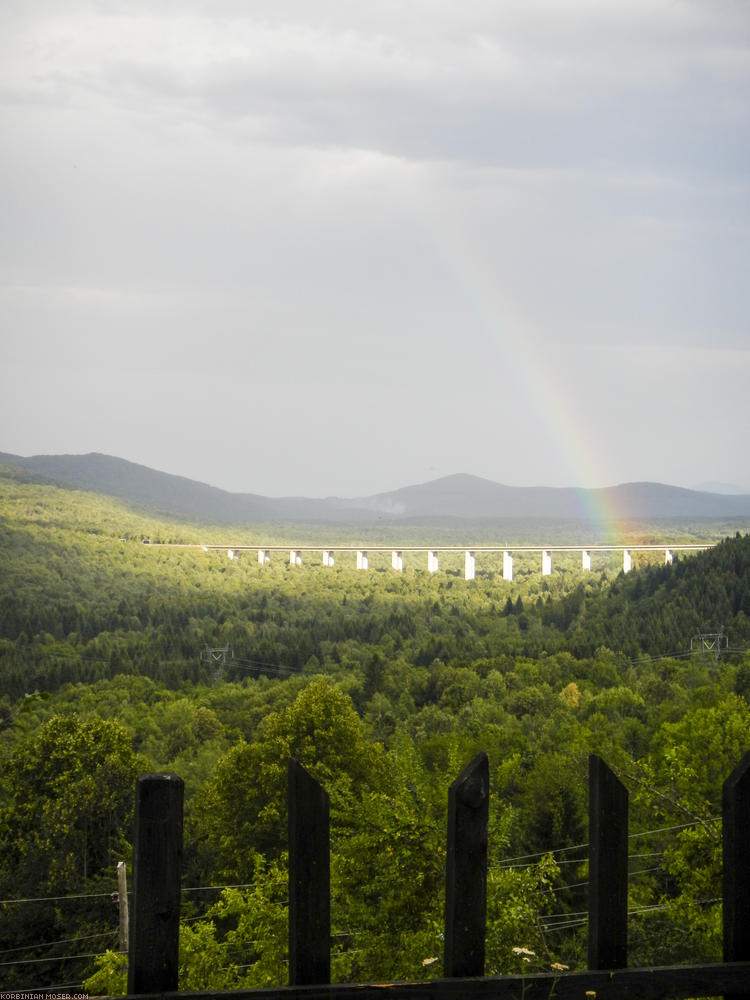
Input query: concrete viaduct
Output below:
<box><xmin>198</xmin><ymin>543</ymin><xmax>713</xmax><ymax>581</ymax></box>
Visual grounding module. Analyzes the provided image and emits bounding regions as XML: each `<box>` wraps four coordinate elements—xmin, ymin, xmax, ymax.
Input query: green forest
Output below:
<box><xmin>1</xmin><ymin>463</ymin><xmax>750</xmax><ymax>992</ymax></box>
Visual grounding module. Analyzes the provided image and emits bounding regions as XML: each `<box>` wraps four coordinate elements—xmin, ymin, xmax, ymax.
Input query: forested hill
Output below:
<box><xmin>1</xmin><ymin>467</ymin><xmax>748</xmax><ymax>701</ymax></box>
<box><xmin>0</xmin><ymin>451</ymin><xmax>279</xmax><ymax>522</ymax></box>
<box><xmin>3</xmin><ymin>468</ymin><xmax>750</xmax><ymax>991</ymax></box>
<box><xmin>547</xmin><ymin>532</ymin><xmax>750</xmax><ymax>658</ymax></box>
<box><xmin>3</xmin><ymin>451</ymin><xmax>750</xmax><ymax>523</ymax></box>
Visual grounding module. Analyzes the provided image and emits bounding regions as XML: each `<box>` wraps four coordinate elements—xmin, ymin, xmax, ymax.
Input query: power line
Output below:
<box><xmin>182</xmin><ymin>881</ymin><xmax>284</xmax><ymax>894</ymax></box>
<box><xmin>0</xmin><ymin>930</ymin><xmax>116</xmax><ymax>957</ymax></box>
<box><xmin>231</xmin><ymin>656</ymin><xmax>305</xmax><ymax>676</ymax></box>
<box><xmin>0</xmin><ymin>890</ymin><xmax>114</xmax><ymax>905</ymax></box>
<box><xmin>0</xmin><ymin>950</ymin><xmax>108</xmax><ymax>968</ymax></box>
<box><xmin>0</xmin><ymin>818</ymin><xmax>709</xmax><ymax>909</ymax></box>
<box><xmin>491</xmin><ymin>819</ymin><xmax>707</xmax><ymax>872</ymax></box>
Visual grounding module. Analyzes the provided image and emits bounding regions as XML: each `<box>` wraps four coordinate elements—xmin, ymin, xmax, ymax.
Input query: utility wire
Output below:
<box><xmin>0</xmin><ymin>890</ymin><xmax>115</xmax><ymax>905</ymax></box>
<box><xmin>0</xmin><ymin>879</ymin><xmax>288</xmax><ymax>908</ymax></box>
<box><xmin>0</xmin><ymin>819</ymin><xmax>707</xmax><ymax>908</ymax></box>
<box><xmin>492</xmin><ymin>819</ymin><xmax>706</xmax><ymax>871</ymax></box>
<box><xmin>182</xmin><ymin>882</ymin><xmax>271</xmax><ymax>894</ymax></box>
<box><xmin>0</xmin><ymin>930</ymin><xmax>116</xmax><ymax>957</ymax></box>
<box><xmin>541</xmin><ymin>896</ymin><xmax>722</xmax><ymax>935</ymax></box>
<box><xmin>0</xmin><ymin>951</ymin><xmax>107</xmax><ymax>968</ymax></box>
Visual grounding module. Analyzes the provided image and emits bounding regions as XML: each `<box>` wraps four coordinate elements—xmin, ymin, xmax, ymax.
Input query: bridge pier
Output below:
<box><xmin>290</xmin><ymin>550</ymin><xmax>302</xmax><ymax>566</ymax></box>
<box><xmin>665</xmin><ymin>548</ymin><xmax>673</xmax><ymax>565</ymax></box>
<box><xmin>623</xmin><ymin>549</ymin><xmax>632</xmax><ymax>573</ymax></box>
<box><xmin>464</xmin><ymin>551</ymin><xmax>476</xmax><ymax>580</ymax></box>
<box><xmin>392</xmin><ymin>550</ymin><xmax>403</xmax><ymax>571</ymax></box>
<box><xmin>582</xmin><ymin>550</ymin><xmax>591</xmax><ymax>571</ymax></box>
<box><xmin>227</xmin><ymin>549</ymin><xmax>235</xmax><ymax>560</ymax></box>
<box><xmin>258</xmin><ymin>549</ymin><xmax>270</xmax><ymax>564</ymax></box>
<box><xmin>323</xmin><ymin>550</ymin><xmax>335</xmax><ymax>567</ymax></box>
<box><xmin>542</xmin><ymin>550</ymin><xmax>552</xmax><ymax>576</ymax></box>
<box><xmin>503</xmin><ymin>551</ymin><xmax>513</xmax><ymax>581</ymax></box>
<box><xmin>357</xmin><ymin>550</ymin><xmax>369</xmax><ymax>570</ymax></box>
<box><xmin>428</xmin><ymin>551</ymin><xmax>439</xmax><ymax>574</ymax></box>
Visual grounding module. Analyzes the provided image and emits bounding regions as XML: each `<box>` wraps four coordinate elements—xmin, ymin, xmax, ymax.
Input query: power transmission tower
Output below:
<box><xmin>691</xmin><ymin>628</ymin><xmax>728</xmax><ymax>661</ymax></box>
<box><xmin>201</xmin><ymin>645</ymin><xmax>232</xmax><ymax>681</ymax></box>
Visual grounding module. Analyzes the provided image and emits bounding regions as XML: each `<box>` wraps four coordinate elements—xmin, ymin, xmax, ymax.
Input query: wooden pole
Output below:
<box><xmin>117</xmin><ymin>860</ymin><xmax>129</xmax><ymax>954</ymax></box>
<box><xmin>588</xmin><ymin>754</ymin><xmax>628</xmax><ymax>970</ymax></box>
<box><xmin>128</xmin><ymin>773</ymin><xmax>184</xmax><ymax>995</ymax></box>
<box><xmin>288</xmin><ymin>758</ymin><xmax>330</xmax><ymax>986</ymax></box>
<box><xmin>444</xmin><ymin>752</ymin><xmax>489</xmax><ymax>977</ymax></box>
<box><xmin>723</xmin><ymin>749</ymin><xmax>750</xmax><ymax>1000</ymax></box>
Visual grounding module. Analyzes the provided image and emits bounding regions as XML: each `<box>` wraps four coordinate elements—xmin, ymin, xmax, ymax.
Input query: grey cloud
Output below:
<box><xmin>1</xmin><ymin>0</ymin><xmax>748</xmax><ymax>495</ymax></box>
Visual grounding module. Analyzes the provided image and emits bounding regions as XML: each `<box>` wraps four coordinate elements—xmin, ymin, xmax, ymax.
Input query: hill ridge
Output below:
<box><xmin>2</xmin><ymin>450</ymin><xmax>750</xmax><ymax>525</ymax></box>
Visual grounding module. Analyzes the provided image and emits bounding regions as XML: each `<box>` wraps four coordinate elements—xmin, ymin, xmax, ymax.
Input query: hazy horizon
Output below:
<box><xmin>2</xmin><ymin>448</ymin><xmax>749</xmax><ymax>500</ymax></box>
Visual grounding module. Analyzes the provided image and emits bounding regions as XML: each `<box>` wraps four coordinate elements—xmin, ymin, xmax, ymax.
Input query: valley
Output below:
<box><xmin>1</xmin><ymin>463</ymin><xmax>749</xmax><ymax>991</ymax></box>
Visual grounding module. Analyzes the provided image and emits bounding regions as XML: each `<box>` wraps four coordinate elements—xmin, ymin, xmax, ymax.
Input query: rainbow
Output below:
<box><xmin>421</xmin><ymin>204</ymin><xmax>625</xmax><ymax>538</ymax></box>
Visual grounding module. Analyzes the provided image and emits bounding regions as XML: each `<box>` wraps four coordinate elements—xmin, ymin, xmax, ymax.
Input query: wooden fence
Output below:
<box><xmin>123</xmin><ymin>751</ymin><xmax>750</xmax><ymax>1000</ymax></box>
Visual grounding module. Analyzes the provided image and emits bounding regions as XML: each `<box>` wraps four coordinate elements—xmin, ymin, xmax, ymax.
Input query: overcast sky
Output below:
<box><xmin>1</xmin><ymin>1</ymin><xmax>748</xmax><ymax>497</ymax></box>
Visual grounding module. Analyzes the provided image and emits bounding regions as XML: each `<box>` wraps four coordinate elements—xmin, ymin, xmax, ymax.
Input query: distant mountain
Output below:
<box><xmin>693</xmin><ymin>481</ymin><xmax>750</xmax><ymax>495</ymax></box>
<box><xmin>359</xmin><ymin>474</ymin><xmax>750</xmax><ymax>520</ymax></box>
<box><xmin>2</xmin><ymin>452</ymin><xmax>750</xmax><ymax>525</ymax></box>
<box><xmin>354</xmin><ymin>473</ymin><xmax>589</xmax><ymax>519</ymax></box>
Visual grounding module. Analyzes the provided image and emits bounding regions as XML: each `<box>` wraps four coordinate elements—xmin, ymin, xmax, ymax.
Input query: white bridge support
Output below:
<box><xmin>464</xmin><ymin>551</ymin><xmax>476</xmax><ymax>580</ymax></box>
<box><xmin>199</xmin><ymin>541</ymin><xmax>706</xmax><ymax>577</ymax></box>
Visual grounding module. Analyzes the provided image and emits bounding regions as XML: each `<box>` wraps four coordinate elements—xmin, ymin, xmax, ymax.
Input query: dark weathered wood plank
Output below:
<box><xmin>588</xmin><ymin>753</ymin><xmax>628</xmax><ymax>970</ymax></box>
<box><xmin>444</xmin><ymin>752</ymin><xmax>489</xmax><ymax>978</ymax></box>
<box><xmin>288</xmin><ymin>758</ymin><xmax>331</xmax><ymax>986</ymax></box>
<box><xmin>119</xmin><ymin>960</ymin><xmax>750</xmax><ymax>1000</ymax></box>
<box><xmin>724</xmin><ymin>749</ymin><xmax>750</xmax><ymax>1000</ymax></box>
<box><xmin>128</xmin><ymin>773</ymin><xmax>184</xmax><ymax>995</ymax></box>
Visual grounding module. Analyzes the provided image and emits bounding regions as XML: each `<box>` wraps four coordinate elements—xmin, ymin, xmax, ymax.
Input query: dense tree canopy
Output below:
<box><xmin>1</xmin><ymin>468</ymin><xmax>749</xmax><ymax>990</ymax></box>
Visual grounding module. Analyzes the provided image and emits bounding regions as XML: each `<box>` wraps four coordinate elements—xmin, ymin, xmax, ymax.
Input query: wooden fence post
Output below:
<box><xmin>288</xmin><ymin>758</ymin><xmax>330</xmax><ymax>986</ymax></box>
<box><xmin>723</xmin><ymin>749</ymin><xmax>750</xmax><ymax>998</ymax></box>
<box><xmin>128</xmin><ymin>773</ymin><xmax>184</xmax><ymax>995</ymax></box>
<box><xmin>444</xmin><ymin>752</ymin><xmax>489</xmax><ymax>978</ymax></box>
<box><xmin>117</xmin><ymin>861</ymin><xmax>129</xmax><ymax>955</ymax></box>
<box><xmin>588</xmin><ymin>754</ymin><xmax>628</xmax><ymax>970</ymax></box>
